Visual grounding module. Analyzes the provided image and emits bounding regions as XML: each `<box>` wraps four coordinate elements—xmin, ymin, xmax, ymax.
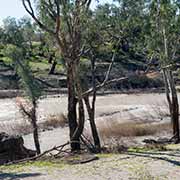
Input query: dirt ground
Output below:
<box><xmin>1</xmin><ymin>145</ymin><xmax>180</xmax><ymax>180</ymax></box>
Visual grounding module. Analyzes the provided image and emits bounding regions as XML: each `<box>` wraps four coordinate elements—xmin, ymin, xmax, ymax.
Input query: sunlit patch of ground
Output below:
<box><xmin>1</xmin><ymin>146</ymin><xmax>180</xmax><ymax>180</ymax></box>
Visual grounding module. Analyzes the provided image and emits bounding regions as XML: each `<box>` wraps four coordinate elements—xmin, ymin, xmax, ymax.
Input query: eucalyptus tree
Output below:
<box><xmin>22</xmin><ymin>0</ymin><xmax>92</xmax><ymax>151</ymax></box>
<box><xmin>146</xmin><ymin>0</ymin><xmax>180</xmax><ymax>141</ymax></box>
<box><xmin>88</xmin><ymin>0</ymin><xmax>149</xmax><ymax>86</ymax></box>
<box><xmin>113</xmin><ymin>0</ymin><xmax>146</xmax><ymax>51</ymax></box>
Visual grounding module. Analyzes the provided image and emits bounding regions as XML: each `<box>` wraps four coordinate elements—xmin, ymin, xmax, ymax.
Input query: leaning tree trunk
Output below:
<box><xmin>82</xmin><ymin>50</ymin><xmax>101</xmax><ymax>152</ymax></box>
<box><xmin>31</xmin><ymin>101</ymin><xmax>41</xmax><ymax>154</ymax></box>
<box><xmin>163</xmin><ymin>69</ymin><xmax>173</xmax><ymax>117</ymax></box>
<box><xmin>84</xmin><ymin>96</ymin><xmax>101</xmax><ymax>152</ymax></box>
<box><xmin>67</xmin><ymin>62</ymin><xmax>80</xmax><ymax>151</ymax></box>
<box><xmin>71</xmin><ymin>62</ymin><xmax>85</xmax><ymax>147</ymax></box>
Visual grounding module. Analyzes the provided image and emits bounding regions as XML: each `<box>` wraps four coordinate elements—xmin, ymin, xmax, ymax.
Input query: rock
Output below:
<box><xmin>0</xmin><ymin>132</ymin><xmax>36</xmax><ymax>164</ymax></box>
<box><xmin>143</xmin><ymin>138</ymin><xmax>171</xmax><ymax>145</ymax></box>
<box><xmin>143</xmin><ymin>139</ymin><xmax>157</xmax><ymax>144</ymax></box>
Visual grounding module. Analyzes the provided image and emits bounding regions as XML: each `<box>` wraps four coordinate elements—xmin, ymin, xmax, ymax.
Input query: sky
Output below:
<box><xmin>0</xmin><ymin>0</ymin><xmax>113</xmax><ymax>25</ymax></box>
<box><xmin>0</xmin><ymin>0</ymin><xmax>27</xmax><ymax>25</ymax></box>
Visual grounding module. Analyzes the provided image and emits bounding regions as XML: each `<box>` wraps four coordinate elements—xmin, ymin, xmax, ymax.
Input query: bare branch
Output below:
<box><xmin>54</xmin><ymin>0</ymin><xmax>61</xmax><ymax>34</ymax></box>
<box><xmin>22</xmin><ymin>0</ymin><xmax>55</xmax><ymax>35</ymax></box>
<box><xmin>82</xmin><ymin>77</ymin><xmax>128</xmax><ymax>97</ymax></box>
<box><xmin>102</xmin><ymin>52</ymin><xmax>116</xmax><ymax>84</ymax></box>
<box><xmin>18</xmin><ymin>103</ymin><xmax>32</xmax><ymax>120</ymax></box>
<box><xmin>43</xmin><ymin>1</ymin><xmax>57</xmax><ymax>22</ymax></box>
<box><xmin>86</xmin><ymin>0</ymin><xmax>92</xmax><ymax>9</ymax></box>
<box><xmin>5</xmin><ymin>141</ymin><xmax>72</xmax><ymax>165</ymax></box>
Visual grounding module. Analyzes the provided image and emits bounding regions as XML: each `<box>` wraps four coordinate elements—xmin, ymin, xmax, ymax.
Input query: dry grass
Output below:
<box><xmin>99</xmin><ymin>121</ymin><xmax>172</xmax><ymax>153</ymax></box>
<box><xmin>99</xmin><ymin>121</ymin><xmax>171</xmax><ymax>139</ymax></box>
<box><xmin>0</xmin><ymin>121</ymin><xmax>33</xmax><ymax>135</ymax></box>
<box><xmin>0</xmin><ymin>113</ymin><xmax>68</xmax><ymax>135</ymax></box>
<box><xmin>151</xmin><ymin>101</ymin><xmax>170</xmax><ymax>120</ymax></box>
<box><xmin>42</xmin><ymin>113</ymin><xmax>68</xmax><ymax>128</ymax></box>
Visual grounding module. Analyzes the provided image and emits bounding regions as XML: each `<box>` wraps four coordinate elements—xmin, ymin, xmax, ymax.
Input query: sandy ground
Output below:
<box><xmin>0</xmin><ymin>93</ymin><xmax>172</xmax><ymax>151</ymax></box>
<box><xmin>0</xmin><ymin>93</ymin><xmax>170</xmax><ymax>123</ymax></box>
<box><xmin>22</xmin><ymin>93</ymin><xmax>170</xmax><ymax>151</ymax></box>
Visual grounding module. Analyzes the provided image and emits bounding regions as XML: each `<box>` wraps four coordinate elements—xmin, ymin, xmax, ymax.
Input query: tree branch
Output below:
<box><xmin>82</xmin><ymin>77</ymin><xmax>128</xmax><ymax>97</ymax></box>
<box><xmin>102</xmin><ymin>52</ymin><xmax>116</xmax><ymax>84</ymax></box>
<box><xmin>22</xmin><ymin>0</ymin><xmax>55</xmax><ymax>35</ymax></box>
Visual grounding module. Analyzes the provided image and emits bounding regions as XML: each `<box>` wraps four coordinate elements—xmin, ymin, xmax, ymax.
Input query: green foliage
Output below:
<box><xmin>5</xmin><ymin>44</ymin><xmax>41</xmax><ymax>101</ymax></box>
<box><xmin>3</xmin><ymin>17</ymin><xmax>25</xmax><ymax>47</ymax></box>
<box><xmin>2</xmin><ymin>0</ymin><xmax>180</xmax><ymax>91</ymax></box>
<box><xmin>145</xmin><ymin>0</ymin><xmax>180</xmax><ymax>65</ymax></box>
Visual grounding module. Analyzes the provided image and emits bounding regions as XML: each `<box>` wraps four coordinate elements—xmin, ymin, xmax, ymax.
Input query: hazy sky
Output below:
<box><xmin>0</xmin><ymin>0</ymin><xmax>113</xmax><ymax>25</ymax></box>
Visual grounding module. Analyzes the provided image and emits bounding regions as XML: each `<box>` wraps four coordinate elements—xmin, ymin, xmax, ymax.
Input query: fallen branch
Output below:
<box><xmin>5</xmin><ymin>140</ymin><xmax>88</xmax><ymax>165</ymax></box>
<box><xmin>68</xmin><ymin>156</ymin><xmax>99</xmax><ymax>164</ymax></box>
<box><xmin>5</xmin><ymin>141</ymin><xmax>71</xmax><ymax>165</ymax></box>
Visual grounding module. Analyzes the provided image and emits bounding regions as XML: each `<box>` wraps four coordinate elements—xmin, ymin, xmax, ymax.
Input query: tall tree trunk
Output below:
<box><xmin>67</xmin><ymin>62</ymin><xmax>80</xmax><ymax>151</ymax></box>
<box><xmin>31</xmin><ymin>102</ymin><xmax>41</xmax><ymax>154</ymax></box>
<box><xmin>163</xmin><ymin>69</ymin><xmax>173</xmax><ymax>117</ymax></box>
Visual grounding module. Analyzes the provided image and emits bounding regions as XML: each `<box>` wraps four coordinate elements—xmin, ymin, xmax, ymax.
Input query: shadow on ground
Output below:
<box><xmin>127</xmin><ymin>151</ymin><xmax>180</xmax><ymax>166</ymax></box>
<box><xmin>0</xmin><ymin>172</ymin><xmax>42</xmax><ymax>180</ymax></box>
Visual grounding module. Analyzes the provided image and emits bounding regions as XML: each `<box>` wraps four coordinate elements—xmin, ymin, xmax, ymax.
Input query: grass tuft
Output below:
<box><xmin>0</xmin><ymin>113</ymin><xmax>68</xmax><ymax>135</ymax></box>
<box><xmin>99</xmin><ymin>121</ymin><xmax>171</xmax><ymax>139</ymax></box>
